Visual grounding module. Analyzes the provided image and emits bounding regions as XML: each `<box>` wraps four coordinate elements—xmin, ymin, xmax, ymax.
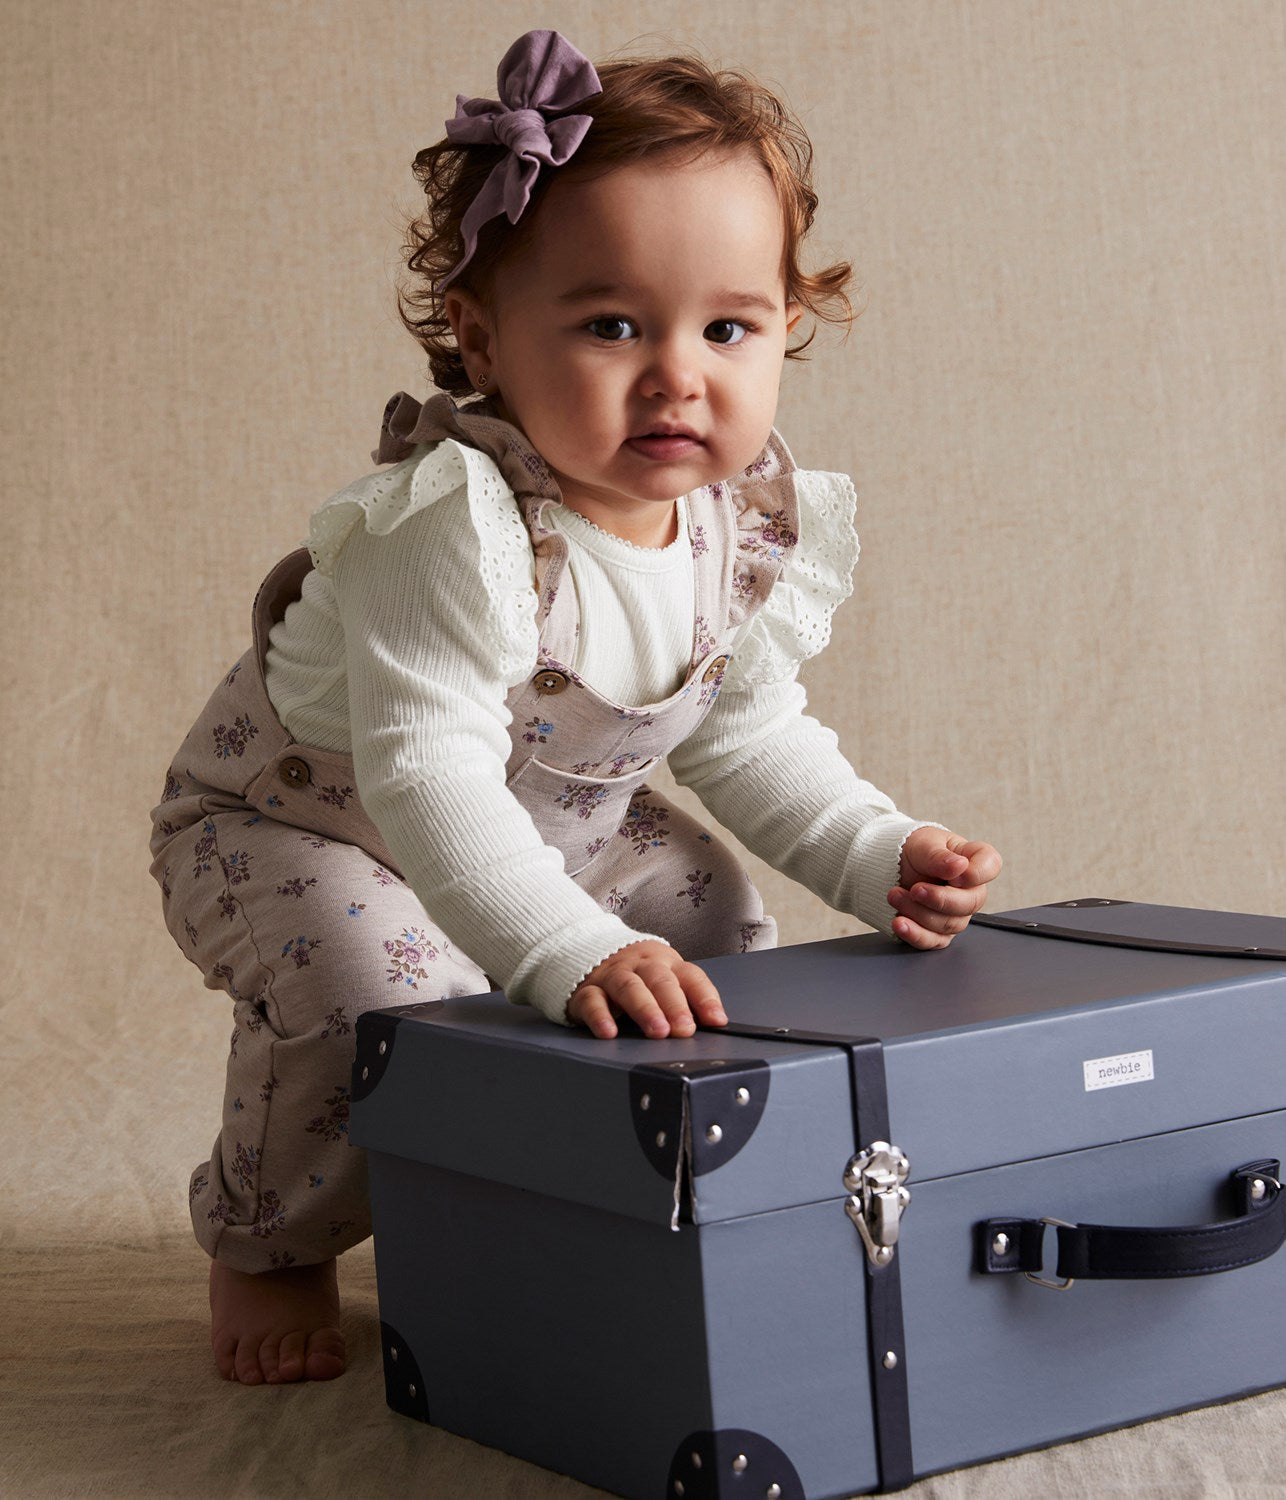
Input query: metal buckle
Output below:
<box><xmin>843</xmin><ymin>1141</ymin><xmax>911</xmax><ymax>1267</ymax></box>
<box><xmin>1024</xmin><ymin>1217</ymin><xmax>1077</xmax><ymax>1290</ymax></box>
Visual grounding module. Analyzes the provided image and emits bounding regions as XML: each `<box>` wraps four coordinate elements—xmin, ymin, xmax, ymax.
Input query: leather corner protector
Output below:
<box><xmin>380</xmin><ymin>1320</ymin><xmax>430</xmax><ymax>1423</ymax></box>
<box><xmin>351</xmin><ymin>1001</ymin><xmax>444</xmax><ymax>1103</ymax></box>
<box><xmin>628</xmin><ymin>1065</ymin><xmax>687</xmax><ymax>1180</ymax></box>
<box><xmin>684</xmin><ymin>1060</ymin><xmax>771</xmax><ymax>1177</ymax></box>
<box><xmin>667</xmin><ymin>1427</ymin><xmax>803</xmax><ymax>1499</ymax></box>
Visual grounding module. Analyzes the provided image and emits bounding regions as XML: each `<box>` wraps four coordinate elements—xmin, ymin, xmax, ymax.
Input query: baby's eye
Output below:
<box><xmin>705</xmin><ymin>320</ymin><xmax>749</xmax><ymax>345</ymax></box>
<box><xmin>587</xmin><ymin>315</ymin><xmax>638</xmax><ymax>342</ymax></box>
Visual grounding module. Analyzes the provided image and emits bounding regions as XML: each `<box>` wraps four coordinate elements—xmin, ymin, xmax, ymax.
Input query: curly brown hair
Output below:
<box><xmin>399</xmin><ymin>51</ymin><xmax>855</xmax><ymax>395</ymax></box>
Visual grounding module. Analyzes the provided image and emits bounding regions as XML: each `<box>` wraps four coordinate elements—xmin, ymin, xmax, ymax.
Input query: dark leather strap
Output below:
<box><xmin>972</xmin><ymin>910</ymin><xmax>1286</xmax><ymax>960</ymax></box>
<box><xmin>847</xmin><ymin>1038</ymin><xmax>913</xmax><ymax>1492</ymax></box>
<box><xmin>980</xmin><ymin>1162</ymin><xmax>1284</xmax><ymax>1282</ymax></box>
<box><xmin>717</xmin><ymin>1023</ymin><xmax>914</xmax><ymax>1492</ymax></box>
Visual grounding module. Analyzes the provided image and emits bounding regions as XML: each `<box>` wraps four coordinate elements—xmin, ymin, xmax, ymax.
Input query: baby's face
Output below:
<box><xmin>465</xmin><ymin>149</ymin><xmax>796</xmax><ymax>545</ymax></box>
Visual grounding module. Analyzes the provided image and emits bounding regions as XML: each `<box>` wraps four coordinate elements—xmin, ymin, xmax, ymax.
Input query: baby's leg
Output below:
<box><xmin>159</xmin><ymin>810</ymin><xmax>488</xmax><ymax>1382</ymax></box>
<box><xmin>583</xmin><ymin>788</ymin><xmax>778</xmax><ymax>958</ymax></box>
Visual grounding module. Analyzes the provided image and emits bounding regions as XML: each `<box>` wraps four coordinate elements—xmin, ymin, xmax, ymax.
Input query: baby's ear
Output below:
<box><xmin>446</xmin><ymin>288</ymin><xmax>496</xmax><ymax>380</ymax></box>
<box><xmin>445</xmin><ymin>287</ymin><xmax>490</xmax><ymax>343</ymax></box>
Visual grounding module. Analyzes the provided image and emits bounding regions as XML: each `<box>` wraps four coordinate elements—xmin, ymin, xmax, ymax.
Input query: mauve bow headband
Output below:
<box><xmin>438</xmin><ymin>30</ymin><xmax>602</xmax><ymax>289</ymax></box>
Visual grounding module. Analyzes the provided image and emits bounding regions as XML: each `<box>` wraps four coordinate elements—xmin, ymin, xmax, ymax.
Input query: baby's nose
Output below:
<box><xmin>640</xmin><ymin>339</ymin><xmax>704</xmax><ymax>401</ymax></box>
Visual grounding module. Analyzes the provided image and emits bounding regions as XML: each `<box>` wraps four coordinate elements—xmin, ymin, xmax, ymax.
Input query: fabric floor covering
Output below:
<box><xmin>3</xmin><ymin>1234</ymin><xmax>1285</xmax><ymax>1498</ymax></box>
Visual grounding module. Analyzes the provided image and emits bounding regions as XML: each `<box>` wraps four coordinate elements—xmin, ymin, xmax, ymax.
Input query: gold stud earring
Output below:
<box><xmin>476</xmin><ymin>373</ymin><xmax>489</xmax><ymax>389</ymax></box>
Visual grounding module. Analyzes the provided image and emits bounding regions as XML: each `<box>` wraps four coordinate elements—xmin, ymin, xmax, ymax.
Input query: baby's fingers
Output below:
<box><xmin>614</xmin><ymin>967</ymin><xmax>697</xmax><ymax>1038</ymax></box>
<box><xmin>568</xmin><ymin>942</ymin><xmax>724</xmax><ymax>1039</ymax></box>
<box><xmin>568</xmin><ymin>975</ymin><xmax>672</xmax><ymax>1039</ymax></box>
<box><xmin>905</xmin><ymin>880</ymin><xmax>987</xmax><ymax>919</ymax></box>
<box><xmin>569</xmin><ymin>959</ymin><xmax>725</xmax><ymax>1039</ymax></box>
<box><xmin>617</xmin><ymin>962</ymin><xmax>727</xmax><ymax>1035</ymax></box>
<box><xmin>887</xmin><ymin>885</ymin><xmax>973</xmax><ymax>947</ymax></box>
<box><xmin>567</xmin><ymin>985</ymin><xmax>620</xmax><ymax>1039</ymax></box>
<box><xmin>890</xmin><ymin>916</ymin><xmax>955</xmax><ymax>950</ymax></box>
<box><xmin>676</xmin><ymin>962</ymin><xmax>728</xmax><ymax>1029</ymax></box>
<box><xmin>947</xmin><ymin>839</ymin><xmax>1003</xmax><ymax>888</ymax></box>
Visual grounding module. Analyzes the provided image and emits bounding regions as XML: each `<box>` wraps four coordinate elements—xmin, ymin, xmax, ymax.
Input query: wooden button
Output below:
<box><xmin>279</xmin><ymin>756</ymin><xmax>311</xmax><ymax>788</ymax></box>
<box><xmin>533</xmin><ymin>669</ymin><xmax>570</xmax><ymax>695</ymax></box>
<box><xmin>701</xmin><ymin>654</ymin><xmax>730</xmax><ymax>683</ymax></box>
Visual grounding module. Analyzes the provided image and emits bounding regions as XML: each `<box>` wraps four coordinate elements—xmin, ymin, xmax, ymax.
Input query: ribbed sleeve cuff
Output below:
<box><xmin>849</xmin><ymin>816</ymin><xmax>948</xmax><ymax>934</ymax></box>
<box><xmin>509</xmin><ymin>923</ymin><xmax>668</xmax><ymax>1027</ymax></box>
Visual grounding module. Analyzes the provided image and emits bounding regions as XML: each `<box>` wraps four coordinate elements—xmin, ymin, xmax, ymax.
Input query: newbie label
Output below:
<box><xmin>1083</xmin><ymin>1049</ymin><xmax>1154</xmax><ymax>1091</ymax></box>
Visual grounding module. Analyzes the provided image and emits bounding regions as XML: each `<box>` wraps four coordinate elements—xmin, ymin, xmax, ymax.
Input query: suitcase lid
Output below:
<box><xmin>348</xmin><ymin>900</ymin><xmax>1286</xmax><ymax>1227</ymax></box>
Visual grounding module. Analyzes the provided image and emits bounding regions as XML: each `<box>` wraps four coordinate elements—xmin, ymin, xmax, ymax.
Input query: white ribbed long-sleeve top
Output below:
<box><xmin>263</xmin><ymin>438</ymin><xmax>933</xmax><ymax>1024</ymax></box>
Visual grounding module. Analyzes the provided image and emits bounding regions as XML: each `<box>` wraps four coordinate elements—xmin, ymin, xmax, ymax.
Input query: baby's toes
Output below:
<box><xmin>303</xmin><ymin>1327</ymin><xmax>346</xmax><ymax>1381</ymax></box>
<box><xmin>212</xmin><ymin>1330</ymin><xmax>238</xmax><ymax>1381</ymax></box>
<box><xmin>265</xmin><ymin>1330</ymin><xmax>307</xmax><ymax>1383</ymax></box>
<box><xmin>232</xmin><ymin>1336</ymin><xmax>266</xmax><ymax>1385</ymax></box>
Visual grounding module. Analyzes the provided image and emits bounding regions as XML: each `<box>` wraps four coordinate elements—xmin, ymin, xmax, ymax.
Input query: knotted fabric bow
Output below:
<box><xmin>439</xmin><ymin>30</ymin><xmax>601</xmax><ymax>288</ymax></box>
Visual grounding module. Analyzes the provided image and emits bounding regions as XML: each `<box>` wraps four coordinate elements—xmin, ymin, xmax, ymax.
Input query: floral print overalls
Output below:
<box><xmin>149</xmin><ymin>393</ymin><xmax>803</xmax><ymax>1271</ymax></box>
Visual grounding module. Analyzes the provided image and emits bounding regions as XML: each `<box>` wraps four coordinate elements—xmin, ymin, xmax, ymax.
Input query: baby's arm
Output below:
<box><xmin>670</xmin><ymin>675</ymin><xmax>999</xmax><ymax>943</ymax></box>
<box><xmin>332</xmin><ymin>486</ymin><xmax>678</xmax><ymax>1028</ymax></box>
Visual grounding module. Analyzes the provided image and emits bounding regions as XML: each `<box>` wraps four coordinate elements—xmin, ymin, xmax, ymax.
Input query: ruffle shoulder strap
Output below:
<box><xmin>305</xmin><ymin>393</ymin><xmax>539</xmax><ymax>683</ymax></box>
<box><xmin>724</xmin><ymin>444</ymin><xmax>860</xmax><ymax>688</ymax></box>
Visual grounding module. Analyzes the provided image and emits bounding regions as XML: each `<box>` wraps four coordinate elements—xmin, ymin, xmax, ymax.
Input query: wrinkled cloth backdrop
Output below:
<box><xmin>2</xmin><ymin>2</ymin><xmax>1283</xmax><ymax>1496</ymax></box>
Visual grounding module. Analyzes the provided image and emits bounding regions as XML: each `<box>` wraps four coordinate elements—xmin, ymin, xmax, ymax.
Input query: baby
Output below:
<box><xmin>150</xmin><ymin>31</ymin><xmax>1001</xmax><ymax>1386</ymax></box>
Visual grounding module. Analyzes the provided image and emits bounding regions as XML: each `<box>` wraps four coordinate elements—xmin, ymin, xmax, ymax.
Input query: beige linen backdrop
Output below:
<box><xmin>2</xmin><ymin>3</ymin><xmax>1283</xmax><ymax>1498</ymax></box>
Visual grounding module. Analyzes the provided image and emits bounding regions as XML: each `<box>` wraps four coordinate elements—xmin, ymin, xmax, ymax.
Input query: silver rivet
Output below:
<box><xmin>674</xmin><ymin>1483</ymin><xmax>684</xmax><ymax>1497</ymax></box>
<box><xmin>992</xmin><ymin>1232</ymin><xmax>1010</xmax><ymax>1256</ymax></box>
<box><xmin>735</xmin><ymin>1087</ymin><xmax>751</xmax><ymax>1105</ymax></box>
<box><xmin>883</xmin><ymin>1350</ymin><xmax>899</xmax><ymax>1370</ymax></box>
<box><xmin>1245</xmin><ymin>947</ymin><xmax>1260</xmax><ymax>953</ymax></box>
<box><xmin>1025</xmin><ymin>922</ymin><xmax>1039</xmax><ymax>928</ymax></box>
<box><xmin>874</xmin><ymin>1245</ymin><xmax>893</xmax><ymax>1266</ymax></box>
<box><xmin>690</xmin><ymin>1451</ymin><xmax>702</xmax><ymax>1468</ymax></box>
<box><xmin>389</xmin><ymin>1346</ymin><xmax>398</xmax><ymax>1362</ymax></box>
<box><xmin>706</xmin><ymin>1124</ymin><xmax>723</xmax><ymax>1144</ymax></box>
<box><xmin>732</xmin><ymin>1454</ymin><xmax>748</xmax><ymax>1473</ymax></box>
<box><xmin>1251</xmin><ymin>1178</ymin><xmax>1267</xmax><ymax>1201</ymax></box>
<box><xmin>767</xmin><ymin>1486</ymin><xmax>782</xmax><ymax>1500</ymax></box>
<box><xmin>656</xmin><ymin>1131</ymin><xmax>667</xmax><ymax>1147</ymax></box>
<box><xmin>361</xmin><ymin>1065</ymin><xmax>370</xmax><ymax>1080</ymax></box>
<box><xmin>378</xmin><ymin>1040</ymin><xmax>388</xmax><ymax>1055</ymax></box>
<box><xmin>408</xmin><ymin>1383</ymin><xmax>417</xmax><ymax>1397</ymax></box>
<box><xmin>774</xmin><ymin>1027</ymin><xmax>790</xmax><ymax>1035</ymax></box>
<box><xmin>640</xmin><ymin>1093</ymin><xmax>651</xmax><ymax>1111</ymax></box>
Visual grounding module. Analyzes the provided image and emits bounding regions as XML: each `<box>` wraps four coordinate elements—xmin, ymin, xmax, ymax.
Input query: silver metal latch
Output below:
<box><xmin>843</xmin><ymin>1141</ymin><xmax>911</xmax><ymax>1266</ymax></box>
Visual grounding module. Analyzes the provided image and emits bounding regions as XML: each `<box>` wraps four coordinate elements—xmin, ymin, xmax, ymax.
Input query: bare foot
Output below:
<box><xmin>209</xmin><ymin>1258</ymin><xmax>346</xmax><ymax>1385</ymax></box>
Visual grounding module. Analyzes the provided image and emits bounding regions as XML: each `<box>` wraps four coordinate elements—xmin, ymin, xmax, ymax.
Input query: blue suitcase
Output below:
<box><xmin>349</xmin><ymin>900</ymin><xmax>1286</xmax><ymax>1498</ymax></box>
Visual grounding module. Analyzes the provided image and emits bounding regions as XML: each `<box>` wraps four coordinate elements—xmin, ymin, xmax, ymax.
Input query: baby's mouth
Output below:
<box><xmin>626</xmin><ymin>430</ymin><xmax>704</xmax><ymax>460</ymax></box>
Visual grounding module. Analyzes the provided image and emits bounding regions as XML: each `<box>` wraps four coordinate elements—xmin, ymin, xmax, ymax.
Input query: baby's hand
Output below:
<box><xmin>566</xmin><ymin>940</ymin><xmax>727</xmax><ymax>1040</ymax></box>
<box><xmin>888</xmin><ymin>827</ymin><xmax>1002</xmax><ymax>950</ymax></box>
